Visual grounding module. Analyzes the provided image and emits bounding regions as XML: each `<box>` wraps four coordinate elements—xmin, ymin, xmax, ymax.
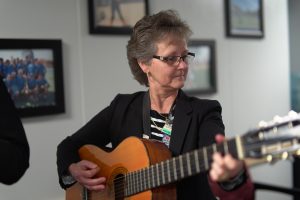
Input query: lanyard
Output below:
<box><xmin>142</xmin><ymin>91</ymin><xmax>176</xmax><ymax>139</ymax></box>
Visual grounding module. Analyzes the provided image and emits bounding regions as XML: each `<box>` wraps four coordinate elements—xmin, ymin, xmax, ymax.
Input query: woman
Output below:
<box><xmin>57</xmin><ymin>10</ymin><xmax>254</xmax><ymax>199</ymax></box>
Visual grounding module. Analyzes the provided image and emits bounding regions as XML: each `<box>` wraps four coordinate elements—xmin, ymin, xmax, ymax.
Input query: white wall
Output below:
<box><xmin>0</xmin><ymin>0</ymin><xmax>291</xmax><ymax>200</ymax></box>
<box><xmin>289</xmin><ymin>0</ymin><xmax>300</xmax><ymax>74</ymax></box>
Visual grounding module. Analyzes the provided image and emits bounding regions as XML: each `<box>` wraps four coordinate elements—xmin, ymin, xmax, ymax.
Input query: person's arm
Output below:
<box><xmin>209</xmin><ymin>166</ymin><xmax>255</xmax><ymax>200</ymax></box>
<box><xmin>0</xmin><ymin>78</ymin><xmax>29</xmax><ymax>185</ymax></box>
<box><xmin>209</xmin><ymin>135</ymin><xmax>255</xmax><ymax>200</ymax></box>
<box><xmin>196</xmin><ymin>100</ymin><xmax>254</xmax><ymax>199</ymax></box>
<box><xmin>57</xmin><ymin>95</ymin><xmax>121</xmax><ymax>189</ymax></box>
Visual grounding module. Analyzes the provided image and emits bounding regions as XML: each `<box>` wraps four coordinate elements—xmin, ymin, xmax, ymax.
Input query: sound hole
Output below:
<box><xmin>114</xmin><ymin>174</ymin><xmax>125</xmax><ymax>200</ymax></box>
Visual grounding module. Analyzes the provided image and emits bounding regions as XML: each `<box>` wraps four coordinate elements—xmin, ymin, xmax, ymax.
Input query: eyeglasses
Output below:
<box><xmin>152</xmin><ymin>52</ymin><xmax>195</xmax><ymax>66</ymax></box>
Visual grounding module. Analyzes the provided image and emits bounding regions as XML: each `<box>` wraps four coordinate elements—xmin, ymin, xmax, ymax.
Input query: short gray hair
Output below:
<box><xmin>126</xmin><ymin>10</ymin><xmax>192</xmax><ymax>86</ymax></box>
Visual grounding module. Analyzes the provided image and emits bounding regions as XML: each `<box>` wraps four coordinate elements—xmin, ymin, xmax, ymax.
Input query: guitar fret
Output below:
<box><xmin>149</xmin><ymin>167</ymin><xmax>152</xmax><ymax>188</ymax></box>
<box><xmin>129</xmin><ymin>173</ymin><xmax>133</xmax><ymax>195</ymax></box>
<box><xmin>130</xmin><ymin>172</ymin><xmax>133</xmax><ymax>195</ymax></box>
<box><xmin>207</xmin><ymin>146</ymin><xmax>214</xmax><ymax>164</ymax></box>
<box><xmin>132</xmin><ymin>173</ymin><xmax>136</xmax><ymax>195</ymax></box>
<box><xmin>235</xmin><ymin>136</ymin><xmax>244</xmax><ymax>159</ymax></box>
<box><xmin>131</xmin><ymin>173</ymin><xmax>134</xmax><ymax>195</ymax></box>
<box><xmin>228</xmin><ymin>139</ymin><xmax>239</xmax><ymax>159</ymax></box>
<box><xmin>137</xmin><ymin>170</ymin><xmax>141</xmax><ymax>192</ymax></box>
<box><xmin>140</xmin><ymin>170</ymin><xmax>144</xmax><ymax>192</ymax></box>
<box><xmin>224</xmin><ymin>140</ymin><xmax>229</xmax><ymax>154</ymax></box>
<box><xmin>124</xmin><ymin>175</ymin><xmax>127</xmax><ymax>196</ymax></box>
<box><xmin>133</xmin><ymin>172</ymin><xmax>137</xmax><ymax>194</ymax></box>
<box><xmin>203</xmin><ymin>147</ymin><xmax>209</xmax><ymax>170</ymax></box>
<box><xmin>147</xmin><ymin>167</ymin><xmax>150</xmax><ymax>190</ymax></box>
<box><xmin>189</xmin><ymin>151</ymin><xmax>196</xmax><ymax>175</ymax></box>
<box><xmin>186</xmin><ymin>153</ymin><xmax>192</xmax><ymax>176</ymax></box>
<box><xmin>126</xmin><ymin>173</ymin><xmax>131</xmax><ymax>196</ymax></box>
<box><xmin>137</xmin><ymin>170</ymin><xmax>141</xmax><ymax>193</ymax></box>
<box><xmin>172</xmin><ymin>157</ymin><xmax>178</xmax><ymax>181</ymax></box>
<box><xmin>212</xmin><ymin>143</ymin><xmax>217</xmax><ymax>153</ymax></box>
<box><xmin>124</xmin><ymin>175</ymin><xmax>128</xmax><ymax>196</ymax></box>
<box><xmin>156</xmin><ymin>164</ymin><xmax>160</xmax><ymax>186</ymax></box>
<box><xmin>161</xmin><ymin>163</ymin><xmax>165</xmax><ymax>184</ymax></box>
<box><xmin>194</xmin><ymin>150</ymin><xmax>200</xmax><ymax>173</ymax></box>
<box><xmin>179</xmin><ymin>155</ymin><xmax>184</xmax><ymax>178</ymax></box>
<box><xmin>166</xmin><ymin>159</ymin><xmax>171</xmax><ymax>183</ymax></box>
<box><xmin>141</xmin><ymin>170</ymin><xmax>145</xmax><ymax>191</ymax></box>
<box><xmin>144</xmin><ymin>169</ymin><xmax>148</xmax><ymax>190</ymax></box>
<box><xmin>125</xmin><ymin>173</ymin><xmax>128</xmax><ymax>196</ymax></box>
<box><xmin>151</xmin><ymin>165</ymin><xmax>155</xmax><ymax>188</ymax></box>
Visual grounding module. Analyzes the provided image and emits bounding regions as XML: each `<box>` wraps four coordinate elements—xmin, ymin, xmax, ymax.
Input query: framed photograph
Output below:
<box><xmin>88</xmin><ymin>0</ymin><xmax>149</xmax><ymax>35</ymax></box>
<box><xmin>225</xmin><ymin>0</ymin><xmax>264</xmax><ymax>38</ymax></box>
<box><xmin>0</xmin><ymin>39</ymin><xmax>65</xmax><ymax>118</ymax></box>
<box><xmin>183</xmin><ymin>40</ymin><xmax>217</xmax><ymax>95</ymax></box>
<box><xmin>291</xmin><ymin>71</ymin><xmax>300</xmax><ymax>113</ymax></box>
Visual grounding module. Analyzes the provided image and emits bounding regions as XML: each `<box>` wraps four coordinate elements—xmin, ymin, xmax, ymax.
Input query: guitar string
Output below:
<box><xmin>110</xmin><ymin>165</ymin><xmax>199</xmax><ymax>199</ymax></box>
<box><xmin>111</xmin><ymin>150</ymin><xmax>220</xmax><ymax>198</ymax></box>
<box><xmin>107</xmin><ymin>143</ymin><xmax>261</xmax><ymax>199</ymax></box>
<box><xmin>110</xmin><ymin>144</ymin><xmax>230</xmax><ymax>180</ymax></box>
<box><xmin>111</xmin><ymin>159</ymin><xmax>212</xmax><ymax>198</ymax></box>
<box><xmin>86</xmin><ymin>152</ymin><xmax>239</xmax><ymax>200</ymax></box>
<box><xmin>99</xmin><ymin>141</ymin><xmax>249</xmax><ymax>198</ymax></box>
<box><xmin>110</xmin><ymin>144</ymin><xmax>229</xmax><ymax>185</ymax></box>
<box><xmin>111</xmin><ymin>146</ymin><xmax>224</xmax><ymax>195</ymax></box>
<box><xmin>112</xmin><ymin>142</ymin><xmax>249</xmax><ymax>198</ymax></box>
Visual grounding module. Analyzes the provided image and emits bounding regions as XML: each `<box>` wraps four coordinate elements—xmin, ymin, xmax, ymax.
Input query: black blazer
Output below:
<box><xmin>57</xmin><ymin>90</ymin><xmax>224</xmax><ymax>199</ymax></box>
<box><xmin>0</xmin><ymin>78</ymin><xmax>30</xmax><ymax>184</ymax></box>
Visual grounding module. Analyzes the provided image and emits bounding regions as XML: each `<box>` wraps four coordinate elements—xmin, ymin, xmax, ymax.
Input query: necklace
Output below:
<box><xmin>150</xmin><ymin>110</ymin><xmax>173</xmax><ymax>136</ymax></box>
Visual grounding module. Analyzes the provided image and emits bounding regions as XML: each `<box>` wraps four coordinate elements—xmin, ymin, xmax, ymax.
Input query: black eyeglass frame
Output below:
<box><xmin>152</xmin><ymin>52</ymin><xmax>195</xmax><ymax>65</ymax></box>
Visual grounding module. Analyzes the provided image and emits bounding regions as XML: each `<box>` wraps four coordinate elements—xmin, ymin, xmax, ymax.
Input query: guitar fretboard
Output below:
<box><xmin>124</xmin><ymin>137</ymin><xmax>242</xmax><ymax>196</ymax></box>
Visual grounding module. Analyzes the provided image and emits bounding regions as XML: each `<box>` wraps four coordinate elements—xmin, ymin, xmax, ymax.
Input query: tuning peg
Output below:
<box><xmin>266</xmin><ymin>155</ymin><xmax>273</xmax><ymax>163</ymax></box>
<box><xmin>258</xmin><ymin>120</ymin><xmax>268</xmax><ymax>127</ymax></box>
<box><xmin>288</xmin><ymin>110</ymin><xmax>298</xmax><ymax>118</ymax></box>
<box><xmin>281</xmin><ymin>152</ymin><xmax>289</xmax><ymax>160</ymax></box>
<box><xmin>273</xmin><ymin>115</ymin><xmax>283</xmax><ymax>123</ymax></box>
<box><xmin>296</xmin><ymin>149</ymin><xmax>300</xmax><ymax>156</ymax></box>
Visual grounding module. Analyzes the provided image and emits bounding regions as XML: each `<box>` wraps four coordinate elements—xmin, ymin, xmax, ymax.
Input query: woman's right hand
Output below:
<box><xmin>69</xmin><ymin>160</ymin><xmax>106</xmax><ymax>191</ymax></box>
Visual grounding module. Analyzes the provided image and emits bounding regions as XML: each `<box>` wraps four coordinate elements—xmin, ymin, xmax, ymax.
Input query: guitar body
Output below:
<box><xmin>66</xmin><ymin>137</ymin><xmax>176</xmax><ymax>200</ymax></box>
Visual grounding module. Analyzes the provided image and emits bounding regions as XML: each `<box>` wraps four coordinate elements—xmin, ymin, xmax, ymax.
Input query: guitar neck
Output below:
<box><xmin>125</xmin><ymin>136</ymin><xmax>243</xmax><ymax>196</ymax></box>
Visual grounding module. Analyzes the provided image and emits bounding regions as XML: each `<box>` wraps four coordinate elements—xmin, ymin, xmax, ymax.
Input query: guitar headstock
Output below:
<box><xmin>242</xmin><ymin>111</ymin><xmax>300</xmax><ymax>164</ymax></box>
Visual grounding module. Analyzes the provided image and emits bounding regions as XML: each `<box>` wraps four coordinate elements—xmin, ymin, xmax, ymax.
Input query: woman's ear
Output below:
<box><xmin>138</xmin><ymin>60</ymin><xmax>150</xmax><ymax>74</ymax></box>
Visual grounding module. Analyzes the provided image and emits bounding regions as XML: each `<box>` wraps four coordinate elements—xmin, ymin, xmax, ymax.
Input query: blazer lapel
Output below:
<box><xmin>169</xmin><ymin>91</ymin><xmax>192</xmax><ymax>155</ymax></box>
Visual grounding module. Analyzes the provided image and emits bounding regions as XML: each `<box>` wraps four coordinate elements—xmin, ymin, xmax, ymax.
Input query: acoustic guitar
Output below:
<box><xmin>66</xmin><ymin>111</ymin><xmax>300</xmax><ymax>200</ymax></box>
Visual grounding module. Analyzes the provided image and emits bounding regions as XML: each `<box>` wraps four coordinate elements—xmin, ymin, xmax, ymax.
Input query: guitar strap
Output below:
<box><xmin>142</xmin><ymin>91</ymin><xmax>151</xmax><ymax>139</ymax></box>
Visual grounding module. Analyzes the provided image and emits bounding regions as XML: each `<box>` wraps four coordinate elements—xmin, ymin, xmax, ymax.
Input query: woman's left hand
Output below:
<box><xmin>209</xmin><ymin>134</ymin><xmax>245</xmax><ymax>182</ymax></box>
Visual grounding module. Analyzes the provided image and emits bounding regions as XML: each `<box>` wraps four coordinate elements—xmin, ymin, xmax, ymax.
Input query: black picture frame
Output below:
<box><xmin>88</xmin><ymin>0</ymin><xmax>149</xmax><ymax>35</ymax></box>
<box><xmin>183</xmin><ymin>40</ymin><xmax>217</xmax><ymax>95</ymax></box>
<box><xmin>0</xmin><ymin>39</ymin><xmax>65</xmax><ymax>118</ymax></box>
<box><xmin>225</xmin><ymin>0</ymin><xmax>264</xmax><ymax>38</ymax></box>
<box><xmin>291</xmin><ymin>68</ymin><xmax>300</xmax><ymax>113</ymax></box>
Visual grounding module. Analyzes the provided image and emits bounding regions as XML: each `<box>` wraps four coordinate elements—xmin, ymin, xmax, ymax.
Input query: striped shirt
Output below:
<box><xmin>150</xmin><ymin>109</ymin><xmax>173</xmax><ymax>147</ymax></box>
